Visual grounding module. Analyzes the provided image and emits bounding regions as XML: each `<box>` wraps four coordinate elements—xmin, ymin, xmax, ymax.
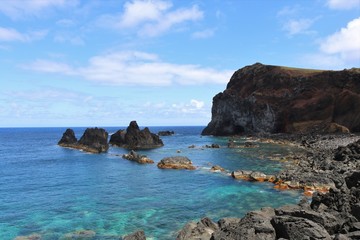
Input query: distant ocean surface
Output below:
<box><xmin>0</xmin><ymin>127</ymin><xmax>302</xmax><ymax>240</ymax></box>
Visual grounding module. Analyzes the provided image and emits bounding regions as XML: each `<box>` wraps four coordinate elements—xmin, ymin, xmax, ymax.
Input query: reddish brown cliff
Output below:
<box><xmin>202</xmin><ymin>63</ymin><xmax>360</xmax><ymax>135</ymax></box>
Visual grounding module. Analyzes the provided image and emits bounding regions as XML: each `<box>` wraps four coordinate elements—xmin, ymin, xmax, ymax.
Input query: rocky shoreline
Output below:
<box><xmin>175</xmin><ymin>133</ymin><xmax>360</xmax><ymax>240</ymax></box>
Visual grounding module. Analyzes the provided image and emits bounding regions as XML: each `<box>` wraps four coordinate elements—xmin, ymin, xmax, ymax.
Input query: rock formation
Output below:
<box><xmin>122</xmin><ymin>230</ymin><xmax>146</xmax><ymax>240</ymax></box>
<box><xmin>110</xmin><ymin>121</ymin><xmax>163</xmax><ymax>150</ymax></box>
<box><xmin>157</xmin><ymin>156</ymin><xmax>196</xmax><ymax>170</ymax></box>
<box><xmin>202</xmin><ymin>63</ymin><xmax>360</xmax><ymax>135</ymax></box>
<box><xmin>122</xmin><ymin>150</ymin><xmax>154</xmax><ymax>164</ymax></box>
<box><xmin>58</xmin><ymin>128</ymin><xmax>77</xmax><ymax>147</ymax></box>
<box><xmin>58</xmin><ymin>127</ymin><xmax>109</xmax><ymax>153</ymax></box>
<box><xmin>158</xmin><ymin>130</ymin><xmax>175</xmax><ymax>136</ymax></box>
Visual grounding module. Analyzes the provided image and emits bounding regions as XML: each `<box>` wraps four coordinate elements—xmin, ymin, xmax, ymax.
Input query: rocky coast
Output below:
<box><xmin>175</xmin><ymin>133</ymin><xmax>360</xmax><ymax>240</ymax></box>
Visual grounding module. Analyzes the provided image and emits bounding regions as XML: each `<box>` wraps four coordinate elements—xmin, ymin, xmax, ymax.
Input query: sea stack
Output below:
<box><xmin>58</xmin><ymin>127</ymin><xmax>109</xmax><ymax>153</ymax></box>
<box><xmin>202</xmin><ymin>63</ymin><xmax>360</xmax><ymax>136</ymax></box>
<box><xmin>110</xmin><ymin>121</ymin><xmax>164</xmax><ymax>150</ymax></box>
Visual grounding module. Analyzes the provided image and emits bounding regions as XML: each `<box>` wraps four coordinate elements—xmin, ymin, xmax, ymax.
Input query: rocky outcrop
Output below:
<box><xmin>157</xmin><ymin>156</ymin><xmax>196</xmax><ymax>170</ymax></box>
<box><xmin>158</xmin><ymin>130</ymin><xmax>175</xmax><ymax>136</ymax></box>
<box><xmin>58</xmin><ymin>128</ymin><xmax>109</xmax><ymax>153</ymax></box>
<box><xmin>58</xmin><ymin>128</ymin><xmax>77</xmax><ymax>147</ymax></box>
<box><xmin>110</xmin><ymin>121</ymin><xmax>163</xmax><ymax>150</ymax></box>
<box><xmin>122</xmin><ymin>150</ymin><xmax>154</xmax><ymax>164</ymax></box>
<box><xmin>232</xmin><ymin>170</ymin><xmax>276</xmax><ymax>182</ymax></box>
<box><xmin>202</xmin><ymin>63</ymin><xmax>360</xmax><ymax>135</ymax></box>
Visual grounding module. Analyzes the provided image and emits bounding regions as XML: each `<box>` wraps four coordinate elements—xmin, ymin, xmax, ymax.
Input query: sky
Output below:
<box><xmin>0</xmin><ymin>0</ymin><xmax>359</xmax><ymax>127</ymax></box>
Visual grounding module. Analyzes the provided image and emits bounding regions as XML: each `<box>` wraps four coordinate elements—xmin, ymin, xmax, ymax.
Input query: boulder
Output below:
<box><xmin>202</xmin><ymin>63</ymin><xmax>360</xmax><ymax>135</ymax></box>
<box><xmin>212</xmin><ymin>208</ymin><xmax>276</xmax><ymax>240</ymax></box>
<box><xmin>122</xmin><ymin>150</ymin><xmax>154</xmax><ymax>164</ymax></box>
<box><xmin>110</xmin><ymin>121</ymin><xmax>163</xmax><ymax>150</ymax></box>
<box><xmin>122</xmin><ymin>230</ymin><xmax>146</xmax><ymax>240</ymax></box>
<box><xmin>210</xmin><ymin>165</ymin><xmax>225</xmax><ymax>172</ymax></box>
<box><xmin>176</xmin><ymin>217</ymin><xmax>219</xmax><ymax>240</ymax></box>
<box><xmin>157</xmin><ymin>156</ymin><xmax>196</xmax><ymax>170</ymax></box>
<box><xmin>271</xmin><ymin>215</ymin><xmax>332</xmax><ymax>239</ymax></box>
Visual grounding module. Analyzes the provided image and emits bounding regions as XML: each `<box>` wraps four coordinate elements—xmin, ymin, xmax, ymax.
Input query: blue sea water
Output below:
<box><xmin>0</xmin><ymin>127</ymin><xmax>302</xmax><ymax>239</ymax></box>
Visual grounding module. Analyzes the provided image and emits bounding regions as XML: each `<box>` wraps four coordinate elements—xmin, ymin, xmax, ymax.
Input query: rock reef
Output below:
<box><xmin>122</xmin><ymin>150</ymin><xmax>154</xmax><ymax>164</ymax></box>
<box><xmin>202</xmin><ymin>63</ymin><xmax>360</xmax><ymax>136</ymax></box>
<box><xmin>110</xmin><ymin>121</ymin><xmax>163</xmax><ymax>150</ymax></box>
<box><xmin>58</xmin><ymin>127</ymin><xmax>109</xmax><ymax>153</ymax></box>
<box><xmin>157</xmin><ymin>156</ymin><xmax>196</xmax><ymax>170</ymax></box>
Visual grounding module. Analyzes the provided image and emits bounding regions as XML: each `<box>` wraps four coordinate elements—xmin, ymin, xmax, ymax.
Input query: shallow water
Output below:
<box><xmin>0</xmin><ymin>127</ymin><xmax>302</xmax><ymax>239</ymax></box>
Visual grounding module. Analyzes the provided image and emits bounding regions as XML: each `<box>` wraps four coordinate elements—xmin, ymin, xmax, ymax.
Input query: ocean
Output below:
<box><xmin>0</xmin><ymin>126</ymin><xmax>302</xmax><ymax>239</ymax></box>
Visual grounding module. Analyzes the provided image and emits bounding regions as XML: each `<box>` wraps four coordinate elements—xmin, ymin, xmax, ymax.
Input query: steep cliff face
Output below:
<box><xmin>202</xmin><ymin>63</ymin><xmax>360</xmax><ymax>136</ymax></box>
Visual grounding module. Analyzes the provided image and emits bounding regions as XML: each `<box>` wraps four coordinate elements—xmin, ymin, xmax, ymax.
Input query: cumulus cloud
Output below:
<box><xmin>97</xmin><ymin>0</ymin><xmax>203</xmax><ymax>37</ymax></box>
<box><xmin>302</xmin><ymin>17</ymin><xmax>360</xmax><ymax>69</ymax></box>
<box><xmin>25</xmin><ymin>50</ymin><xmax>233</xmax><ymax>86</ymax></box>
<box><xmin>327</xmin><ymin>0</ymin><xmax>360</xmax><ymax>10</ymax></box>
<box><xmin>0</xmin><ymin>0</ymin><xmax>78</xmax><ymax>19</ymax></box>
<box><xmin>320</xmin><ymin>17</ymin><xmax>360</xmax><ymax>62</ymax></box>
<box><xmin>0</xmin><ymin>27</ymin><xmax>47</xmax><ymax>42</ymax></box>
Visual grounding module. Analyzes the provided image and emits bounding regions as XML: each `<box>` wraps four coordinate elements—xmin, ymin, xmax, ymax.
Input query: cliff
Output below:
<box><xmin>202</xmin><ymin>63</ymin><xmax>360</xmax><ymax>136</ymax></box>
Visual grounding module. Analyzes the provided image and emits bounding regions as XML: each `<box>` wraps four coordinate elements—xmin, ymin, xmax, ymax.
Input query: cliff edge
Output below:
<box><xmin>202</xmin><ymin>63</ymin><xmax>360</xmax><ymax>136</ymax></box>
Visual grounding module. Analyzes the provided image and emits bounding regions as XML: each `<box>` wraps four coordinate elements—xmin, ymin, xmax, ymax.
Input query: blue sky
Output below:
<box><xmin>0</xmin><ymin>0</ymin><xmax>359</xmax><ymax>127</ymax></box>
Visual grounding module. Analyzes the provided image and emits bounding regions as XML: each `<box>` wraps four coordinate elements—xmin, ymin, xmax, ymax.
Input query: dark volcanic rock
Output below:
<box><xmin>176</xmin><ymin>217</ymin><xmax>219</xmax><ymax>240</ymax></box>
<box><xmin>58</xmin><ymin>128</ymin><xmax>109</xmax><ymax>153</ymax></box>
<box><xmin>78</xmin><ymin>128</ymin><xmax>109</xmax><ymax>153</ymax></box>
<box><xmin>110</xmin><ymin>121</ymin><xmax>163</xmax><ymax>150</ymax></box>
<box><xmin>58</xmin><ymin>128</ymin><xmax>77</xmax><ymax>146</ymax></box>
<box><xmin>158</xmin><ymin>130</ymin><xmax>175</xmax><ymax>136</ymax></box>
<box><xmin>202</xmin><ymin>63</ymin><xmax>360</xmax><ymax>135</ymax></box>
<box><xmin>157</xmin><ymin>156</ymin><xmax>196</xmax><ymax>170</ymax></box>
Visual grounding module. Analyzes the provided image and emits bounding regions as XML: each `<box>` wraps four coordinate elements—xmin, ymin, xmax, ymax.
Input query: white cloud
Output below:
<box><xmin>282</xmin><ymin>18</ymin><xmax>317</xmax><ymax>36</ymax></box>
<box><xmin>0</xmin><ymin>0</ymin><xmax>78</xmax><ymax>19</ymax></box>
<box><xmin>327</xmin><ymin>0</ymin><xmax>360</xmax><ymax>10</ymax></box>
<box><xmin>190</xmin><ymin>99</ymin><xmax>204</xmax><ymax>109</ymax></box>
<box><xmin>0</xmin><ymin>27</ymin><xmax>47</xmax><ymax>42</ymax></box>
<box><xmin>192</xmin><ymin>28</ymin><xmax>215</xmax><ymax>39</ymax></box>
<box><xmin>301</xmin><ymin>17</ymin><xmax>360</xmax><ymax>69</ymax></box>
<box><xmin>320</xmin><ymin>17</ymin><xmax>360</xmax><ymax>62</ymax></box>
<box><xmin>119</xmin><ymin>0</ymin><xmax>172</xmax><ymax>28</ymax></box>
<box><xmin>24</xmin><ymin>50</ymin><xmax>233</xmax><ymax>86</ymax></box>
<box><xmin>97</xmin><ymin>0</ymin><xmax>203</xmax><ymax>37</ymax></box>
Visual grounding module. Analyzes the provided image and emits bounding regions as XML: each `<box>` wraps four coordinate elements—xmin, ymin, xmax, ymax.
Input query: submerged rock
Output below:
<box><xmin>58</xmin><ymin>128</ymin><xmax>109</xmax><ymax>153</ymax></box>
<box><xmin>122</xmin><ymin>230</ymin><xmax>146</xmax><ymax>240</ymax></box>
<box><xmin>110</xmin><ymin>121</ymin><xmax>163</xmax><ymax>150</ymax></box>
<box><xmin>62</xmin><ymin>229</ymin><xmax>96</xmax><ymax>239</ymax></box>
<box><xmin>122</xmin><ymin>150</ymin><xmax>154</xmax><ymax>164</ymax></box>
<box><xmin>157</xmin><ymin>156</ymin><xmax>196</xmax><ymax>170</ymax></box>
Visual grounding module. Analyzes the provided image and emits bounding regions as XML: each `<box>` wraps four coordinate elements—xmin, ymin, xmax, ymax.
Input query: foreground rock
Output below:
<box><xmin>110</xmin><ymin>121</ymin><xmax>163</xmax><ymax>150</ymax></box>
<box><xmin>122</xmin><ymin>150</ymin><xmax>154</xmax><ymax>164</ymax></box>
<box><xmin>157</xmin><ymin>156</ymin><xmax>196</xmax><ymax>170</ymax></box>
<box><xmin>202</xmin><ymin>63</ymin><xmax>360</xmax><ymax>135</ymax></box>
<box><xmin>58</xmin><ymin>128</ymin><xmax>109</xmax><ymax>153</ymax></box>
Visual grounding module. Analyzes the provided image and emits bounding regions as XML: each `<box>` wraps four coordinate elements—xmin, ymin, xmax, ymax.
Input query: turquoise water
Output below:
<box><xmin>0</xmin><ymin>127</ymin><xmax>302</xmax><ymax>239</ymax></box>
